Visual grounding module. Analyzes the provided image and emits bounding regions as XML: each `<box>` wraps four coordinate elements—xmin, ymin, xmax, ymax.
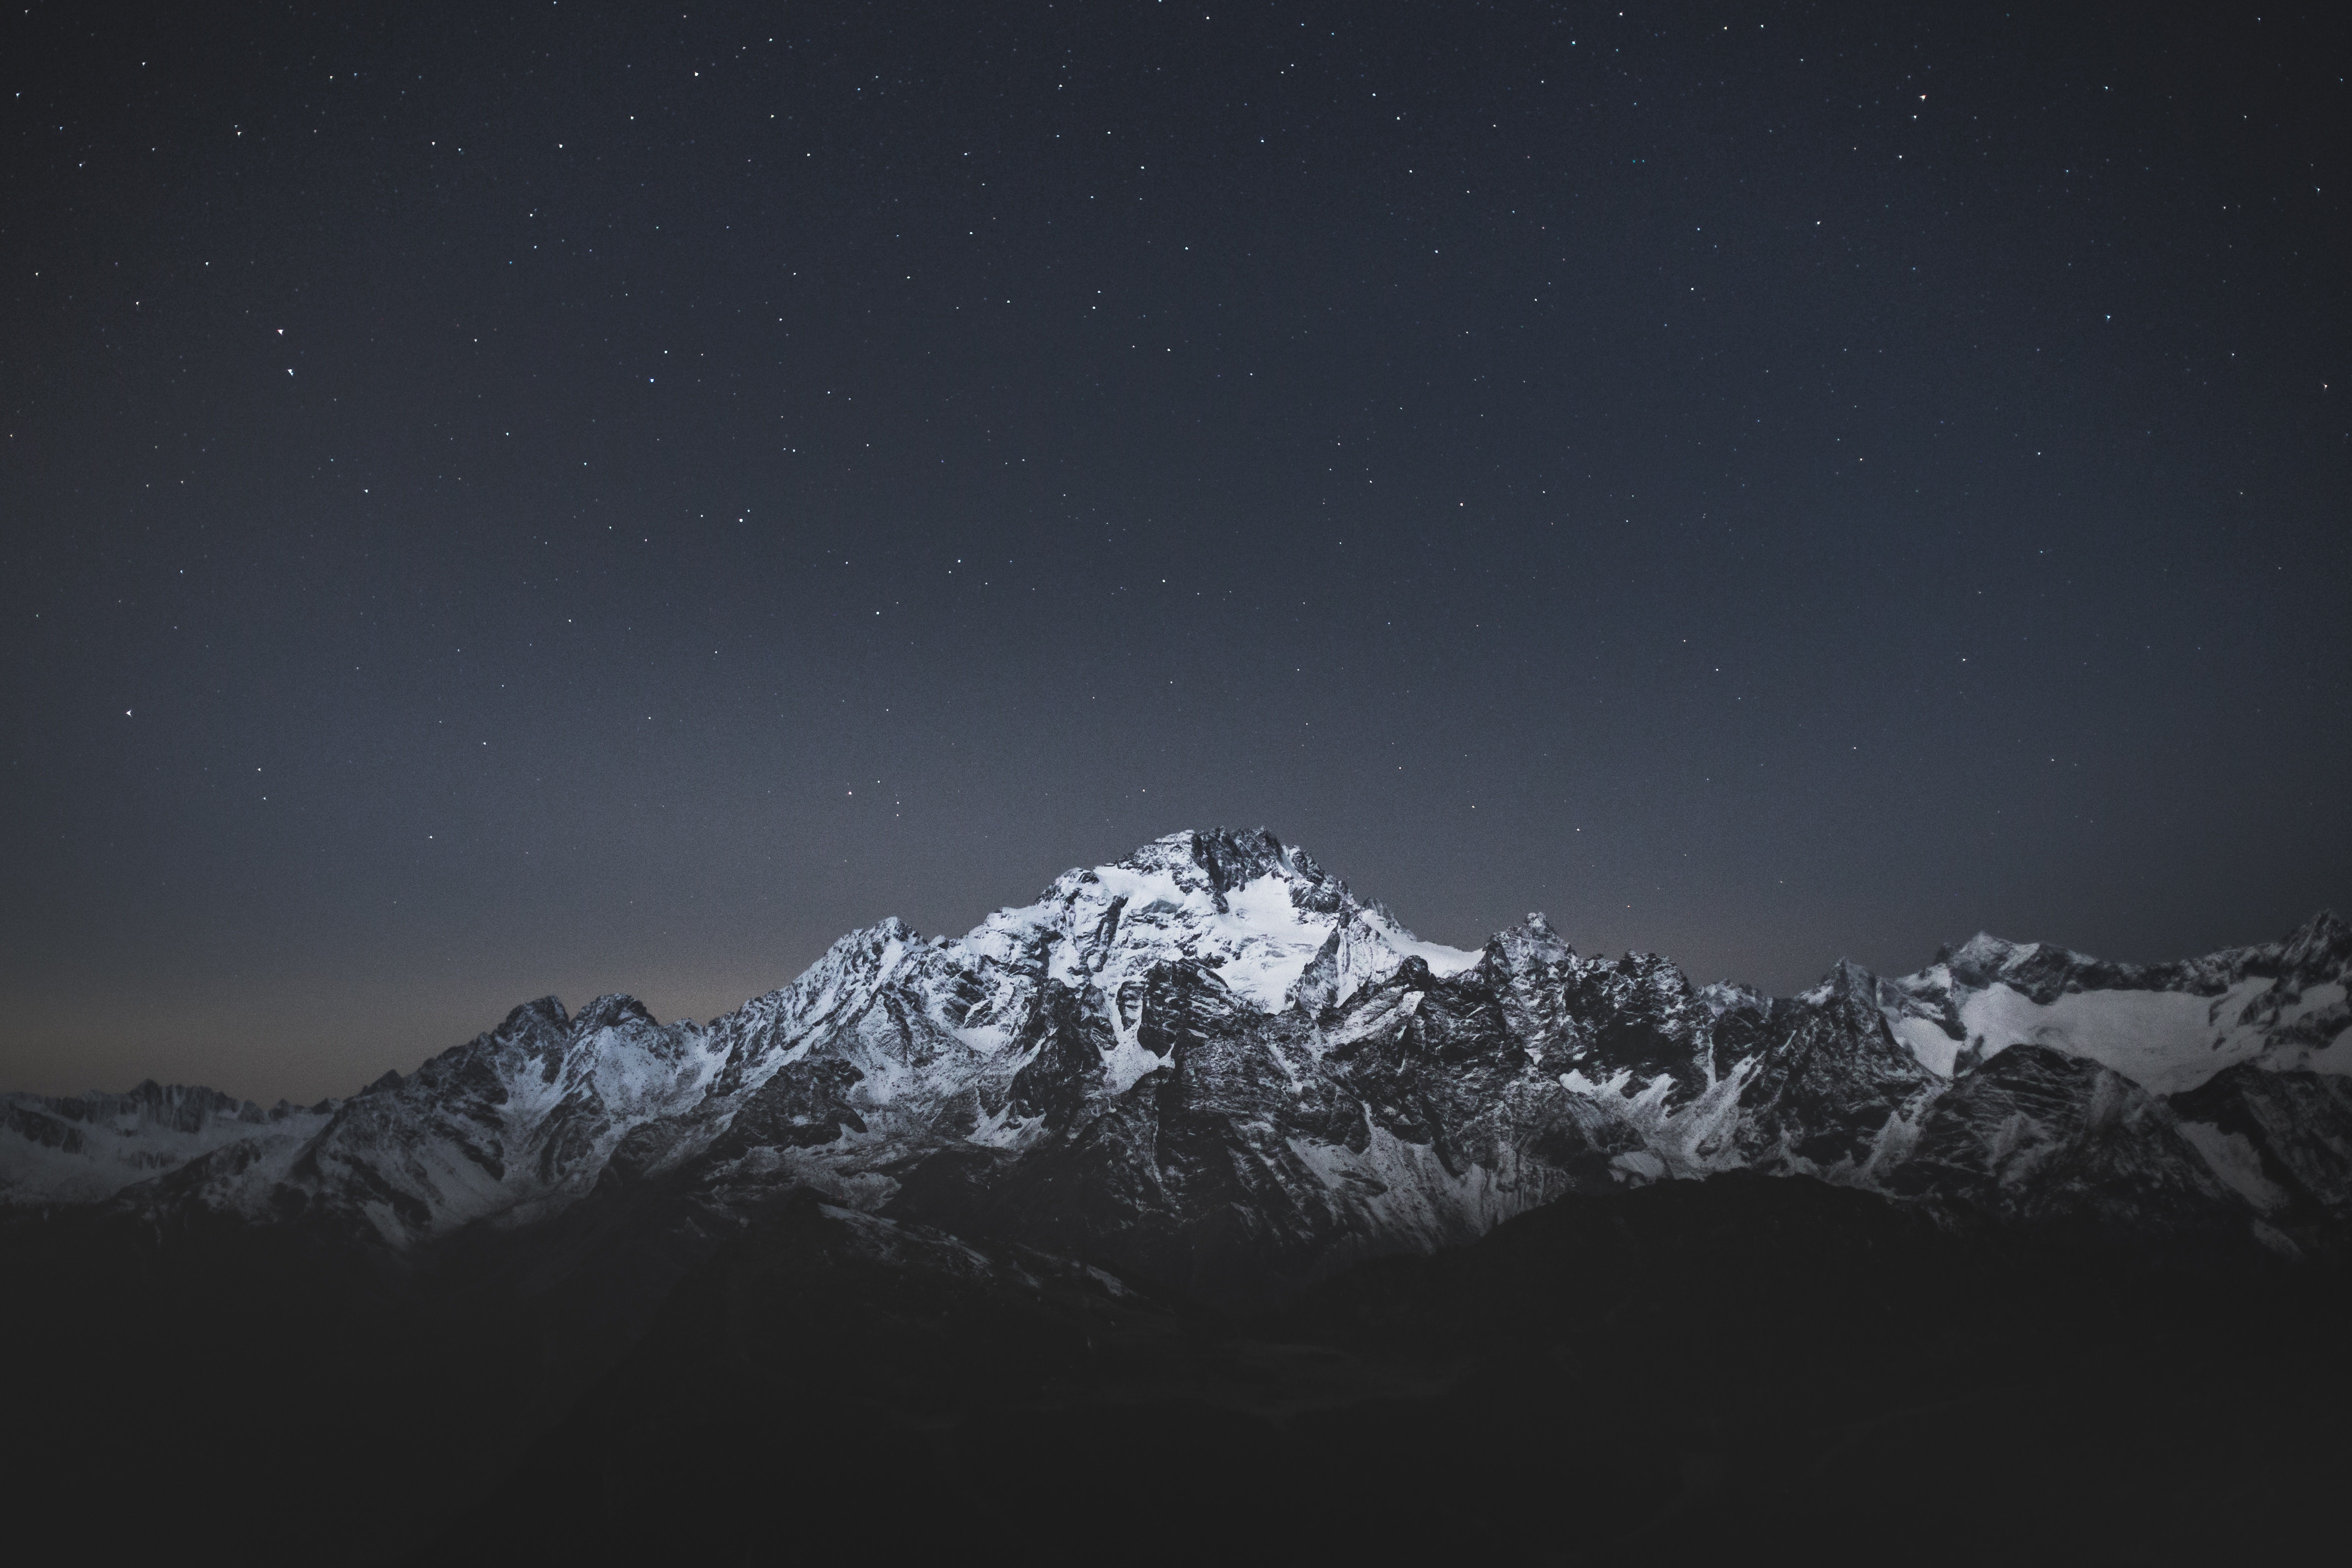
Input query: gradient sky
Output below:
<box><xmin>5</xmin><ymin>1</ymin><xmax>2346</xmax><ymax>1104</ymax></box>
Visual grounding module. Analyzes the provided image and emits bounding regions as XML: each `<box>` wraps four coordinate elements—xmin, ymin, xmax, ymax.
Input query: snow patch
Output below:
<box><xmin>1100</xmin><ymin>1034</ymin><xmax>1172</xmax><ymax>1096</ymax></box>
<box><xmin>1891</xmin><ymin>1014</ymin><xmax>1965</xmax><ymax>1077</ymax></box>
<box><xmin>1610</xmin><ymin>1149</ymin><xmax>1668</xmax><ymax>1182</ymax></box>
<box><xmin>1955</xmin><ymin>977</ymin><xmax>2276</xmax><ymax>1095</ymax></box>
<box><xmin>2176</xmin><ymin>1120</ymin><xmax>2288</xmax><ymax>1212</ymax></box>
<box><xmin>1560</xmin><ymin>1067</ymin><xmax>1633</xmax><ymax>1098</ymax></box>
<box><xmin>2270</xmin><ymin>1022</ymin><xmax>2352</xmax><ymax>1076</ymax></box>
<box><xmin>2275</xmin><ymin>982</ymin><xmax>2346</xmax><ymax>1026</ymax></box>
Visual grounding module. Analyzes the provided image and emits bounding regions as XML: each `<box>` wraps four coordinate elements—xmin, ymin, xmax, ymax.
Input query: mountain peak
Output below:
<box><xmin>574</xmin><ymin>994</ymin><xmax>659</xmax><ymax>1033</ymax></box>
<box><xmin>1487</xmin><ymin>912</ymin><xmax>1574</xmax><ymax>972</ymax></box>
<box><xmin>2281</xmin><ymin>909</ymin><xmax>2351</xmax><ymax>977</ymax></box>
<box><xmin>1799</xmin><ymin>956</ymin><xmax>1883</xmax><ymax>1007</ymax></box>
<box><xmin>1095</xmin><ymin>827</ymin><xmax>1338</xmax><ymax>904</ymax></box>
<box><xmin>497</xmin><ymin>996</ymin><xmax>570</xmax><ymax>1037</ymax></box>
<box><xmin>1172</xmin><ymin>826</ymin><xmax>1301</xmax><ymax>893</ymax></box>
<box><xmin>959</xmin><ymin>828</ymin><xmax>1474</xmax><ymax>1012</ymax></box>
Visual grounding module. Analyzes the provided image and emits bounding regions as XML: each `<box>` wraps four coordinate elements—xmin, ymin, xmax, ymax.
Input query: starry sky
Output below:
<box><xmin>5</xmin><ymin>1</ymin><xmax>2346</xmax><ymax>1103</ymax></box>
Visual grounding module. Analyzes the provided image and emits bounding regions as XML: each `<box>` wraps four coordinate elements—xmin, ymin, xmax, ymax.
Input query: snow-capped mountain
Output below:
<box><xmin>6</xmin><ymin>829</ymin><xmax>2346</xmax><ymax>1305</ymax></box>
<box><xmin>1</xmin><ymin>1080</ymin><xmax>333</xmax><ymax>1208</ymax></box>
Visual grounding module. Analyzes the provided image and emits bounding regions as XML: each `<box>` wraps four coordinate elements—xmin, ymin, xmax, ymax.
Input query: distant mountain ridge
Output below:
<box><xmin>6</xmin><ymin>828</ymin><xmax>2348</xmax><ymax>1305</ymax></box>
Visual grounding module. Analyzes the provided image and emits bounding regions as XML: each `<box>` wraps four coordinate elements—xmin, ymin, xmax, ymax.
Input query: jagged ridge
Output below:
<box><xmin>5</xmin><ymin>828</ymin><xmax>2346</xmax><ymax>1306</ymax></box>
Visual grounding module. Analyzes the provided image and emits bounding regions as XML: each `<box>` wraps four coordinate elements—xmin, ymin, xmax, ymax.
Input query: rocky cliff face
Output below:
<box><xmin>6</xmin><ymin>829</ymin><xmax>2346</xmax><ymax>1307</ymax></box>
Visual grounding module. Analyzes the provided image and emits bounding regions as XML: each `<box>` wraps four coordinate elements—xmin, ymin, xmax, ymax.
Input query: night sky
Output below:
<box><xmin>5</xmin><ymin>2</ymin><xmax>2345</xmax><ymax>1103</ymax></box>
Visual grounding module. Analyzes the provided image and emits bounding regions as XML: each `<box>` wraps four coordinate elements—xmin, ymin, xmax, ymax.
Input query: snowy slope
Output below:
<box><xmin>1879</xmin><ymin>916</ymin><xmax>2352</xmax><ymax>1094</ymax></box>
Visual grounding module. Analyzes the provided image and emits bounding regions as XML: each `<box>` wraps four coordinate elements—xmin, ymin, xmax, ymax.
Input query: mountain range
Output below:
<box><xmin>7</xmin><ymin>828</ymin><xmax>2349</xmax><ymax>1563</ymax></box>
<box><xmin>9</xmin><ymin>828</ymin><xmax>2348</xmax><ymax>1300</ymax></box>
